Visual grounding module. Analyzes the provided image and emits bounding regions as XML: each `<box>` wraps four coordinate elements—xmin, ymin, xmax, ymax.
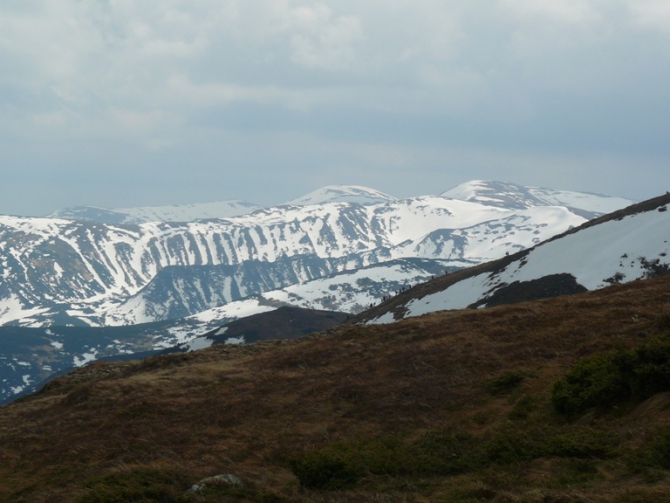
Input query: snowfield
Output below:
<box><xmin>368</xmin><ymin>200</ymin><xmax>669</xmax><ymax>324</ymax></box>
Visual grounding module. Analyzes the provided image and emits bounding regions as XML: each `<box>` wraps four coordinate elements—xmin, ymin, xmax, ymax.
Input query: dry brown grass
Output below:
<box><xmin>2</xmin><ymin>275</ymin><xmax>670</xmax><ymax>501</ymax></box>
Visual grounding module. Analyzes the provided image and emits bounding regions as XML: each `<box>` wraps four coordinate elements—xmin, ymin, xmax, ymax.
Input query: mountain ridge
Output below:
<box><xmin>1</xmin><ymin>181</ymin><xmax>624</xmax><ymax>327</ymax></box>
<box><xmin>357</xmin><ymin>191</ymin><xmax>670</xmax><ymax>325</ymax></box>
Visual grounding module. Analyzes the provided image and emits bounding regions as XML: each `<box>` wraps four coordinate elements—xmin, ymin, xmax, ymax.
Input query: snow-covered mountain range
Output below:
<box><xmin>0</xmin><ymin>180</ymin><xmax>638</xmax><ymax>402</ymax></box>
<box><xmin>46</xmin><ymin>185</ymin><xmax>396</xmax><ymax>224</ymax></box>
<box><xmin>362</xmin><ymin>193</ymin><xmax>670</xmax><ymax>325</ymax></box>
<box><xmin>0</xmin><ymin>181</ymin><xmax>633</xmax><ymax>327</ymax></box>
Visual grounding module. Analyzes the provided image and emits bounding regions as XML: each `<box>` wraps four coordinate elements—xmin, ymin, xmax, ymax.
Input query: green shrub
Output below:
<box><xmin>552</xmin><ymin>353</ymin><xmax>627</xmax><ymax>416</ymax></box>
<box><xmin>509</xmin><ymin>396</ymin><xmax>537</xmax><ymax>420</ymax></box>
<box><xmin>624</xmin><ymin>342</ymin><xmax>670</xmax><ymax>398</ymax></box>
<box><xmin>650</xmin><ymin>429</ymin><xmax>670</xmax><ymax>469</ymax></box>
<box><xmin>552</xmin><ymin>458</ymin><xmax>600</xmax><ymax>486</ymax></box>
<box><xmin>290</xmin><ymin>425</ymin><xmax>615</xmax><ymax>489</ymax></box>
<box><xmin>290</xmin><ymin>432</ymin><xmax>482</xmax><ymax>489</ymax></box>
<box><xmin>486</xmin><ymin>371</ymin><xmax>525</xmax><ymax>395</ymax></box>
<box><xmin>629</xmin><ymin>427</ymin><xmax>670</xmax><ymax>472</ymax></box>
<box><xmin>552</xmin><ymin>337</ymin><xmax>670</xmax><ymax>417</ymax></box>
<box><xmin>482</xmin><ymin>424</ymin><xmax>614</xmax><ymax>466</ymax></box>
<box><xmin>75</xmin><ymin>467</ymin><xmax>190</xmax><ymax>503</ymax></box>
<box><xmin>408</xmin><ymin>431</ymin><xmax>483</xmax><ymax>475</ymax></box>
<box><xmin>289</xmin><ymin>446</ymin><xmax>362</xmax><ymax>490</ymax></box>
<box><xmin>543</xmin><ymin>426</ymin><xmax>615</xmax><ymax>459</ymax></box>
<box><xmin>483</xmin><ymin>429</ymin><xmax>536</xmax><ymax>464</ymax></box>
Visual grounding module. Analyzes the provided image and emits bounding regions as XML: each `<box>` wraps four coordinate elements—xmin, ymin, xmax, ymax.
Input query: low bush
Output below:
<box><xmin>552</xmin><ymin>353</ymin><xmax>627</xmax><ymax>417</ymax></box>
<box><xmin>552</xmin><ymin>337</ymin><xmax>670</xmax><ymax>417</ymax></box>
<box><xmin>290</xmin><ymin>432</ymin><xmax>482</xmax><ymax>489</ymax></box>
<box><xmin>486</xmin><ymin>371</ymin><xmax>525</xmax><ymax>395</ymax></box>
<box><xmin>75</xmin><ymin>467</ymin><xmax>190</xmax><ymax>503</ymax></box>
<box><xmin>290</xmin><ymin>424</ymin><xmax>614</xmax><ymax>489</ymax></box>
<box><xmin>289</xmin><ymin>445</ymin><xmax>363</xmax><ymax>490</ymax></box>
<box><xmin>481</xmin><ymin>424</ymin><xmax>613</xmax><ymax>464</ymax></box>
<box><xmin>628</xmin><ymin>427</ymin><xmax>670</xmax><ymax>473</ymax></box>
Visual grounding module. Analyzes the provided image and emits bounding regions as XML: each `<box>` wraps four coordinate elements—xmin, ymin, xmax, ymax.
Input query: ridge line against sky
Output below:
<box><xmin>1</xmin><ymin>0</ymin><xmax>669</xmax><ymax>217</ymax></box>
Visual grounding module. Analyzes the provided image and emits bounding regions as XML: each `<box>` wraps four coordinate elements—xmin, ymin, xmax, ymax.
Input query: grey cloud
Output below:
<box><xmin>0</xmin><ymin>0</ymin><xmax>668</xmax><ymax>216</ymax></box>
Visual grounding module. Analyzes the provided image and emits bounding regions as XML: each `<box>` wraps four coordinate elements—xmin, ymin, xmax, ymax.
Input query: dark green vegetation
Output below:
<box><xmin>290</xmin><ymin>423</ymin><xmax>617</xmax><ymax>491</ymax></box>
<box><xmin>4</xmin><ymin>274</ymin><xmax>670</xmax><ymax>502</ymax></box>
<box><xmin>553</xmin><ymin>326</ymin><xmax>670</xmax><ymax>417</ymax></box>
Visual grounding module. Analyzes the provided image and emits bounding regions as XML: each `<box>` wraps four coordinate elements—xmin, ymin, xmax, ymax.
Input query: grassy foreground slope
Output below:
<box><xmin>2</xmin><ymin>275</ymin><xmax>670</xmax><ymax>502</ymax></box>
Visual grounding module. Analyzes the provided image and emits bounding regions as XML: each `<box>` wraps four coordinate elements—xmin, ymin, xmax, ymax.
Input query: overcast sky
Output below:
<box><xmin>1</xmin><ymin>0</ymin><xmax>669</xmax><ymax>216</ymax></box>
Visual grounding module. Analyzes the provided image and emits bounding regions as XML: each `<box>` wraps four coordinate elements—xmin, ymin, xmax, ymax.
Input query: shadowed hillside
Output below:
<box><xmin>3</xmin><ymin>275</ymin><xmax>670</xmax><ymax>501</ymax></box>
<box><xmin>203</xmin><ymin>306</ymin><xmax>349</xmax><ymax>344</ymax></box>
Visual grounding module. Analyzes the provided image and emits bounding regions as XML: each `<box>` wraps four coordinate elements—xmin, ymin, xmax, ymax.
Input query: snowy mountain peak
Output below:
<box><xmin>285</xmin><ymin>185</ymin><xmax>397</xmax><ymax>206</ymax></box>
<box><xmin>441</xmin><ymin>180</ymin><xmax>634</xmax><ymax>215</ymax></box>
<box><xmin>47</xmin><ymin>200</ymin><xmax>265</xmax><ymax>224</ymax></box>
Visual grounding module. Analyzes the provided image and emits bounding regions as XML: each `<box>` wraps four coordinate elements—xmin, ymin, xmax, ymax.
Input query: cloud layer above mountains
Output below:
<box><xmin>1</xmin><ymin>0</ymin><xmax>668</xmax><ymax>215</ymax></box>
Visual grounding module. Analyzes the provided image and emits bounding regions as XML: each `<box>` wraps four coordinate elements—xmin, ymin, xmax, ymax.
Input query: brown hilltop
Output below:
<box><xmin>2</xmin><ymin>274</ymin><xmax>670</xmax><ymax>502</ymax></box>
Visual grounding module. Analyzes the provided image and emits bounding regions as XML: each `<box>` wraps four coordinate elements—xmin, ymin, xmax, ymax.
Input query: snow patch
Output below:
<box><xmin>184</xmin><ymin>336</ymin><xmax>214</xmax><ymax>352</ymax></box>
<box><xmin>73</xmin><ymin>349</ymin><xmax>98</xmax><ymax>367</ymax></box>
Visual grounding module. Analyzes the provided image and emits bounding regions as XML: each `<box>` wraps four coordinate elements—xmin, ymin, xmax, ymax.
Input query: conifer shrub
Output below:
<box><xmin>650</xmin><ymin>428</ymin><xmax>670</xmax><ymax>469</ymax></box>
<box><xmin>482</xmin><ymin>423</ymin><xmax>614</xmax><ymax>465</ymax></box>
<box><xmin>75</xmin><ymin>467</ymin><xmax>190</xmax><ymax>503</ymax></box>
<box><xmin>486</xmin><ymin>371</ymin><xmax>525</xmax><ymax>395</ymax></box>
<box><xmin>290</xmin><ymin>425</ymin><xmax>614</xmax><ymax>489</ymax></box>
<box><xmin>508</xmin><ymin>395</ymin><xmax>537</xmax><ymax>420</ymax></box>
<box><xmin>552</xmin><ymin>337</ymin><xmax>670</xmax><ymax>417</ymax></box>
<box><xmin>290</xmin><ymin>432</ymin><xmax>482</xmax><ymax>489</ymax></box>
<box><xmin>627</xmin><ymin>426</ymin><xmax>670</xmax><ymax>472</ymax></box>
<box><xmin>289</xmin><ymin>445</ymin><xmax>362</xmax><ymax>490</ymax></box>
<box><xmin>552</xmin><ymin>353</ymin><xmax>627</xmax><ymax>417</ymax></box>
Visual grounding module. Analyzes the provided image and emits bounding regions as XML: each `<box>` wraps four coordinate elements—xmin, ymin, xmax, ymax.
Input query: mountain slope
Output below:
<box><xmin>2</xmin><ymin>275</ymin><xmax>670</xmax><ymax>502</ymax></box>
<box><xmin>0</xmin><ymin>256</ymin><xmax>459</xmax><ymax>401</ymax></box>
<box><xmin>0</xmin><ymin>302</ymin><xmax>347</xmax><ymax>405</ymax></box>
<box><xmin>108</xmin><ymin>257</ymin><xmax>457</xmax><ymax>325</ymax></box>
<box><xmin>261</xmin><ymin>257</ymin><xmax>456</xmax><ymax>313</ymax></box>
<box><xmin>103</xmin><ymin>255</ymin><xmax>350</xmax><ymax>325</ymax></box>
<box><xmin>361</xmin><ymin>192</ymin><xmax>670</xmax><ymax>324</ymax></box>
<box><xmin>202</xmin><ymin>306</ymin><xmax>348</xmax><ymax>346</ymax></box>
